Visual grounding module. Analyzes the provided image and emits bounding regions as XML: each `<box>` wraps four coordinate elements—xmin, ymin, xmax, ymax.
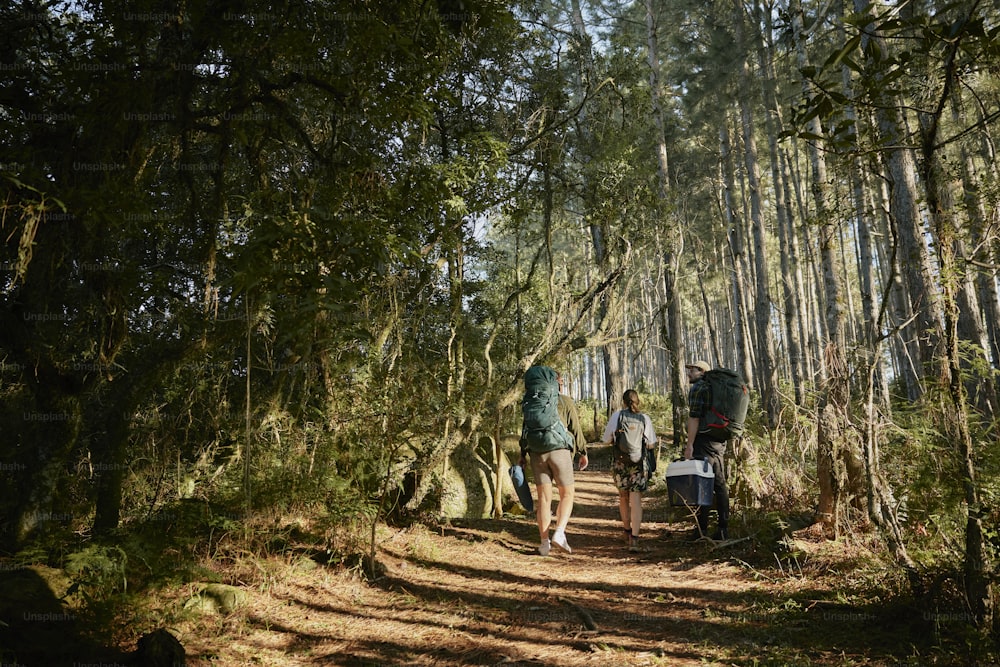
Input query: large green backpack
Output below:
<box><xmin>521</xmin><ymin>366</ymin><xmax>574</xmax><ymax>453</ymax></box>
<box><xmin>701</xmin><ymin>368</ymin><xmax>750</xmax><ymax>442</ymax></box>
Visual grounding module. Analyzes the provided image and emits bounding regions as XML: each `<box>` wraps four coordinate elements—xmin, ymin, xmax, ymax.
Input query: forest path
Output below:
<box><xmin>179</xmin><ymin>466</ymin><xmax>913</xmax><ymax>666</ymax></box>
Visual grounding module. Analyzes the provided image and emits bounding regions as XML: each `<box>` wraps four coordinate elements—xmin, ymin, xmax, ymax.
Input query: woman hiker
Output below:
<box><xmin>602</xmin><ymin>389</ymin><xmax>657</xmax><ymax>552</ymax></box>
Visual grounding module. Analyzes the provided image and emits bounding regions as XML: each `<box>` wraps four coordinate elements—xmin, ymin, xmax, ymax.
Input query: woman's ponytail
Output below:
<box><xmin>623</xmin><ymin>388</ymin><xmax>640</xmax><ymax>412</ymax></box>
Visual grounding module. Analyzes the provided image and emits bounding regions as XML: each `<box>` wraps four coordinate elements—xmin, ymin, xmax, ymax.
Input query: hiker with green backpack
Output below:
<box><xmin>601</xmin><ymin>388</ymin><xmax>658</xmax><ymax>552</ymax></box>
<box><xmin>518</xmin><ymin>366</ymin><xmax>588</xmax><ymax>556</ymax></box>
<box><xmin>684</xmin><ymin>360</ymin><xmax>749</xmax><ymax>541</ymax></box>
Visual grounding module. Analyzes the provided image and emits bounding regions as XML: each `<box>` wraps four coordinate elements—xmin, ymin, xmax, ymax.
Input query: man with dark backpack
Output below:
<box><xmin>518</xmin><ymin>366</ymin><xmax>588</xmax><ymax>556</ymax></box>
<box><xmin>684</xmin><ymin>360</ymin><xmax>746</xmax><ymax>541</ymax></box>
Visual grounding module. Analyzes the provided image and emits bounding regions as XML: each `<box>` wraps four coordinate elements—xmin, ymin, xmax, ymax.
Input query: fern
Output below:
<box><xmin>64</xmin><ymin>544</ymin><xmax>128</xmax><ymax>604</ymax></box>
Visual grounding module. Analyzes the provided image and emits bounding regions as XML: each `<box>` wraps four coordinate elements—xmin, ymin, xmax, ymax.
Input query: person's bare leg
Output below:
<box><xmin>629</xmin><ymin>490</ymin><xmax>643</xmax><ymax>537</ymax></box>
<box><xmin>552</xmin><ymin>483</ymin><xmax>574</xmax><ymax>534</ymax></box>
<box><xmin>550</xmin><ymin>484</ymin><xmax>575</xmax><ymax>552</ymax></box>
<box><xmin>618</xmin><ymin>489</ymin><xmax>631</xmax><ymax>535</ymax></box>
<box><xmin>536</xmin><ymin>482</ymin><xmax>553</xmax><ymax>541</ymax></box>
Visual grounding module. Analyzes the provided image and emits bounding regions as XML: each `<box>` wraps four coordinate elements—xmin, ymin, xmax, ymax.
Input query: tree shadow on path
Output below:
<box><xmin>420</xmin><ymin>466</ymin><xmax>943</xmax><ymax>666</ymax></box>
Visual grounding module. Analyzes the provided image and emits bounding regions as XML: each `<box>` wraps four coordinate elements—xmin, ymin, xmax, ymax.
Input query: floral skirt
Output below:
<box><xmin>612</xmin><ymin>454</ymin><xmax>650</xmax><ymax>492</ymax></box>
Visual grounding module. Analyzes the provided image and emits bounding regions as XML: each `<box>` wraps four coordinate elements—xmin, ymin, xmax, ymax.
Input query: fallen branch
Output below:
<box><xmin>558</xmin><ymin>596</ymin><xmax>599</xmax><ymax>631</ymax></box>
<box><xmin>710</xmin><ymin>536</ymin><xmax>751</xmax><ymax>550</ymax></box>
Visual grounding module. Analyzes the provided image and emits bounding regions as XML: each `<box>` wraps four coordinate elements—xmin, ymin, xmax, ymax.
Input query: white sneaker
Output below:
<box><xmin>551</xmin><ymin>531</ymin><xmax>572</xmax><ymax>553</ymax></box>
<box><xmin>538</xmin><ymin>538</ymin><xmax>551</xmax><ymax>556</ymax></box>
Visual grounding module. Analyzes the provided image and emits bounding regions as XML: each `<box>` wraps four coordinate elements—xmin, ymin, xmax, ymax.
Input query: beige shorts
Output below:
<box><xmin>528</xmin><ymin>448</ymin><xmax>575</xmax><ymax>488</ymax></box>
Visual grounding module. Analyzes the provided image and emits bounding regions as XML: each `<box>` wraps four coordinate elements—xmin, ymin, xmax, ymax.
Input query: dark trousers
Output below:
<box><xmin>694</xmin><ymin>436</ymin><xmax>729</xmax><ymax>533</ymax></box>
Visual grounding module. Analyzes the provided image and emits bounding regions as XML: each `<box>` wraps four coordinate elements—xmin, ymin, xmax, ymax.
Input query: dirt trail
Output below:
<box><xmin>177</xmin><ymin>467</ymin><xmax>910</xmax><ymax>666</ymax></box>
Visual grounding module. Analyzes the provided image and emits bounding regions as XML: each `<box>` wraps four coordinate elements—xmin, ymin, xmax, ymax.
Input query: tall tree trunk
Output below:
<box><xmin>778</xmin><ymin>147</ymin><xmax>816</xmax><ymax>386</ymax></box>
<box><xmin>645</xmin><ymin>0</ymin><xmax>686</xmax><ymax>446</ymax></box>
<box><xmin>855</xmin><ymin>0</ymin><xmax>941</xmax><ymax>399</ymax></box>
<box><xmin>828</xmin><ymin>0</ymin><xmax>915</xmax><ymax>567</ymax></box>
<box><xmin>924</xmin><ymin>123</ymin><xmax>994</xmax><ymax>638</ymax></box>
<box><xmin>951</xmin><ymin>92</ymin><xmax>1000</xmax><ymax>419</ymax></box>
<box><xmin>791</xmin><ymin>0</ymin><xmax>863</xmax><ymax>535</ymax></box>
<box><xmin>406</xmin><ymin>104</ymin><xmax>469</xmax><ymax>512</ymax></box>
<box><xmin>842</xmin><ymin>56</ymin><xmax>890</xmax><ymax>414</ymax></box>
<box><xmin>733</xmin><ymin>0</ymin><xmax>779</xmax><ymax>428</ymax></box>
<box><xmin>719</xmin><ymin>119</ymin><xmax>753</xmax><ymax>389</ymax></box>
<box><xmin>917</xmin><ymin>18</ymin><xmax>994</xmax><ymax>631</ymax></box>
<box><xmin>972</xmin><ymin>100</ymin><xmax>1000</xmax><ymax>357</ymax></box>
<box><xmin>757</xmin><ymin>2</ymin><xmax>805</xmax><ymax>406</ymax></box>
<box><xmin>867</xmin><ymin>145</ymin><xmax>920</xmax><ymax>394</ymax></box>
<box><xmin>92</xmin><ymin>388</ymin><xmax>136</xmax><ymax>535</ymax></box>
<box><xmin>13</xmin><ymin>388</ymin><xmax>83</xmax><ymax>547</ymax></box>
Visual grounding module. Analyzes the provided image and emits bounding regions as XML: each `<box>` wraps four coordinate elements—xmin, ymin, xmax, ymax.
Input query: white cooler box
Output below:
<box><xmin>665</xmin><ymin>459</ymin><xmax>715</xmax><ymax>507</ymax></box>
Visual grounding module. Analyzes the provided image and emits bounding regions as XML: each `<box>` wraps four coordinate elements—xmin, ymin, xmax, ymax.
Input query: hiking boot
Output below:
<box><xmin>538</xmin><ymin>538</ymin><xmax>551</xmax><ymax>556</ymax></box>
<box><xmin>628</xmin><ymin>535</ymin><xmax>648</xmax><ymax>552</ymax></box>
<box><xmin>689</xmin><ymin>527</ymin><xmax>706</xmax><ymax>541</ymax></box>
<box><xmin>551</xmin><ymin>530</ymin><xmax>572</xmax><ymax>553</ymax></box>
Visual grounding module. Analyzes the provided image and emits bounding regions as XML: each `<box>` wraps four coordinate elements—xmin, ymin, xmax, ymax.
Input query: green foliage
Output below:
<box><xmin>0</xmin><ymin>0</ymin><xmax>532</xmax><ymax>547</ymax></box>
<box><xmin>64</xmin><ymin>544</ymin><xmax>128</xmax><ymax>605</ymax></box>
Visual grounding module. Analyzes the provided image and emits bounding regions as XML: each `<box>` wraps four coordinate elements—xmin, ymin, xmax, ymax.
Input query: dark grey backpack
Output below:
<box><xmin>614</xmin><ymin>409</ymin><xmax>646</xmax><ymax>464</ymax></box>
